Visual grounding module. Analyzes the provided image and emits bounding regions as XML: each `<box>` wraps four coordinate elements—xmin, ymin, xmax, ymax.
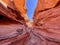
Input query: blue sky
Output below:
<box><xmin>26</xmin><ymin>0</ymin><xmax>38</xmax><ymax>22</ymax></box>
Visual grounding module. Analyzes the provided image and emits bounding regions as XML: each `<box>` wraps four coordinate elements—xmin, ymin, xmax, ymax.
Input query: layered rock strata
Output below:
<box><xmin>0</xmin><ymin>0</ymin><xmax>60</xmax><ymax>45</ymax></box>
<box><xmin>33</xmin><ymin>0</ymin><xmax>60</xmax><ymax>45</ymax></box>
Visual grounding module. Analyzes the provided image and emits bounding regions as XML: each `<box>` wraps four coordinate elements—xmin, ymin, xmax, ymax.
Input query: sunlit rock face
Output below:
<box><xmin>13</xmin><ymin>0</ymin><xmax>30</xmax><ymax>25</ymax></box>
<box><xmin>33</xmin><ymin>0</ymin><xmax>60</xmax><ymax>45</ymax></box>
<box><xmin>0</xmin><ymin>0</ymin><xmax>30</xmax><ymax>25</ymax></box>
<box><xmin>33</xmin><ymin>0</ymin><xmax>59</xmax><ymax>17</ymax></box>
<box><xmin>0</xmin><ymin>0</ymin><xmax>60</xmax><ymax>45</ymax></box>
<box><xmin>33</xmin><ymin>0</ymin><xmax>60</xmax><ymax>25</ymax></box>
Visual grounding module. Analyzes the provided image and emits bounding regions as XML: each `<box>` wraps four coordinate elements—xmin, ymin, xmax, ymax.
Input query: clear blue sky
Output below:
<box><xmin>26</xmin><ymin>0</ymin><xmax>38</xmax><ymax>22</ymax></box>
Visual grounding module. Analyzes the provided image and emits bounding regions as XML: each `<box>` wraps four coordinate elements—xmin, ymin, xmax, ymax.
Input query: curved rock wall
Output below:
<box><xmin>33</xmin><ymin>0</ymin><xmax>60</xmax><ymax>45</ymax></box>
<box><xmin>0</xmin><ymin>0</ymin><xmax>60</xmax><ymax>45</ymax></box>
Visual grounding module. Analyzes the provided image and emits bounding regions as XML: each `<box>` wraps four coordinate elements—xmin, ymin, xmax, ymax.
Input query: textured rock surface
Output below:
<box><xmin>33</xmin><ymin>0</ymin><xmax>60</xmax><ymax>45</ymax></box>
<box><xmin>0</xmin><ymin>0</ymin><xmax>60</xmax><ymax>45</ymax></box>
<box><xmin>33</xmin><ymin>0</ymin><xmax>59</xmax><ymax>17</ymax></box>
<box><xmin>0</xmin><ymin>0</ymin><xmax>29</xmax><ymax>45</ymax></box>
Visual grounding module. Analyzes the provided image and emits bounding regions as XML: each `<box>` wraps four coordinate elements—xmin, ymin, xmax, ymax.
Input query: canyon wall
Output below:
<box><xmin>0</xmin><ymin>0</ymin><xmax>60</xmax><ymax>45</ymax></box>
<box><xmin>0</xmin><ymin>0</ymin><xmax>29</xmax><ymax>45</ymax></box>
<box><xmin>33</xmin><ymin>0</ymin><xmax>60</xmax><ymax>45</ymax></box>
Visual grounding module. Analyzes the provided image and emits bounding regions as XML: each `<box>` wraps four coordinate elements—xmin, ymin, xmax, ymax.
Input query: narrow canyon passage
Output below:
<box><xmin>26</xmin><ymin>0</ymin><xmax>38</xmax><ymax>22</ymax></box>
<box><xmin>0</xmin><ymin>0</ymin><xmax>60</xmax><ymax>45</ymax></box>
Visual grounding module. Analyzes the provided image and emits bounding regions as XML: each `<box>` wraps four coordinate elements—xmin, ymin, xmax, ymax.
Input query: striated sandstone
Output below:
<box><xmin>0</xmin><ymin>0</ymin><xmax>29</xmax><ymax>45</ymax></box>
<box><xmin>33</xmin><ymin>0</ymin><xmax>59</xmax><ymax>17</ymax></box>
<box><xmin>33</xmin><ymin>0</ymin><xmax>60</xmax><ymax>45</ymax></box>
<box><xmin>0</xmin><ymin>0</ymin><xmax>60</xmax><ymax>45</ymax></box>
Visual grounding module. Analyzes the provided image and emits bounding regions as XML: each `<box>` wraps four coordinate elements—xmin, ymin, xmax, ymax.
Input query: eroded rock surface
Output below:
<box><xmin>33</xmin><ymin>0</ymin><xmax>60</xmax><ymax>45</ymax></box>
<box><xmin>0</xmin><ymin>0</ymin><xmax>29</xmax><ymax>45</ymax></box>
<box><xmin>0</xmin><ymin>0</ymin><xmax>60</xmax><ymax>45</ymax></box>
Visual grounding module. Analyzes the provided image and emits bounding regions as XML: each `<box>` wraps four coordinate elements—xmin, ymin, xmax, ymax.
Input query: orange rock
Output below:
<box><xmin>0</xmin><ymin>0</ymin><xmax>15</xmax><ymax>9</ymax></box>
<box><xmin>0</xmin><ymin>0</ymin><xmax>30</xmax><ymax>25</ymax></box>
<box><xmin>13</xmin><ymin>0</ymin><xmax>26</xmax><ymax>15</ymax></box>
<box><xmin>13</xmin><ymin>0</ymin><xmax>30</xmax><ymax>24</ymax></box>
<box><xmin>34</xmin><ymin>0</ymin><xmax>59</xmax><ymax>16</ymax></box>
<box><xmin>33</xmin><ymin>0</ymin><xmax>60</xmax><ymax>45</ymax></box>
<box><xmin>0</xmin><ymin>0</ymin><xmax>60</xmax><ymax>45</ymax></box>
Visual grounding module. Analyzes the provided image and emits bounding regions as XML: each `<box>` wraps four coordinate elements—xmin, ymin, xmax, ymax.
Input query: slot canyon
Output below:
<box><xmin>0</xmin><ymin>0</ymin><xmax>60</xmax><ymax>45</ymax></box>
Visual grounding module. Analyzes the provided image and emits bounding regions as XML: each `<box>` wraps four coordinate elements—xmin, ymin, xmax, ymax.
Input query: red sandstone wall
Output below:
<box><xmin>0</xmin><ymin>0</ymin><xmax>60</xmax><ymax>45</ymax></box>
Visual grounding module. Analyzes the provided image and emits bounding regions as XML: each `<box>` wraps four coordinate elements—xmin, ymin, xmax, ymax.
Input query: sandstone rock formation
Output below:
<box><xmin>0</xmin><ymin>0</ymin><xmax>29</xmax><ymax>45</ymax></box>
<box><xmin>13</xmin><ymin>0</ymin><xmax>30</xmax><ymax>23</ymax></box>
<box><xmin>0</xmin><ymin>0</ymin><xmax>30</xmax><ymax>25</ymax></box>
<box><xmin>0</xmin><ymin>0</ymin><xmax>60</xmax><ymax>45</ymax></box>
<box><xmin>33</xmin><ymin>0</ymin><xmax>59</xmax><ymax>17</ymax></box>
<box><xmin>33</xmin><ymin>0</ymin><xmax>60</xmax><ymax>45</ymax></box>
